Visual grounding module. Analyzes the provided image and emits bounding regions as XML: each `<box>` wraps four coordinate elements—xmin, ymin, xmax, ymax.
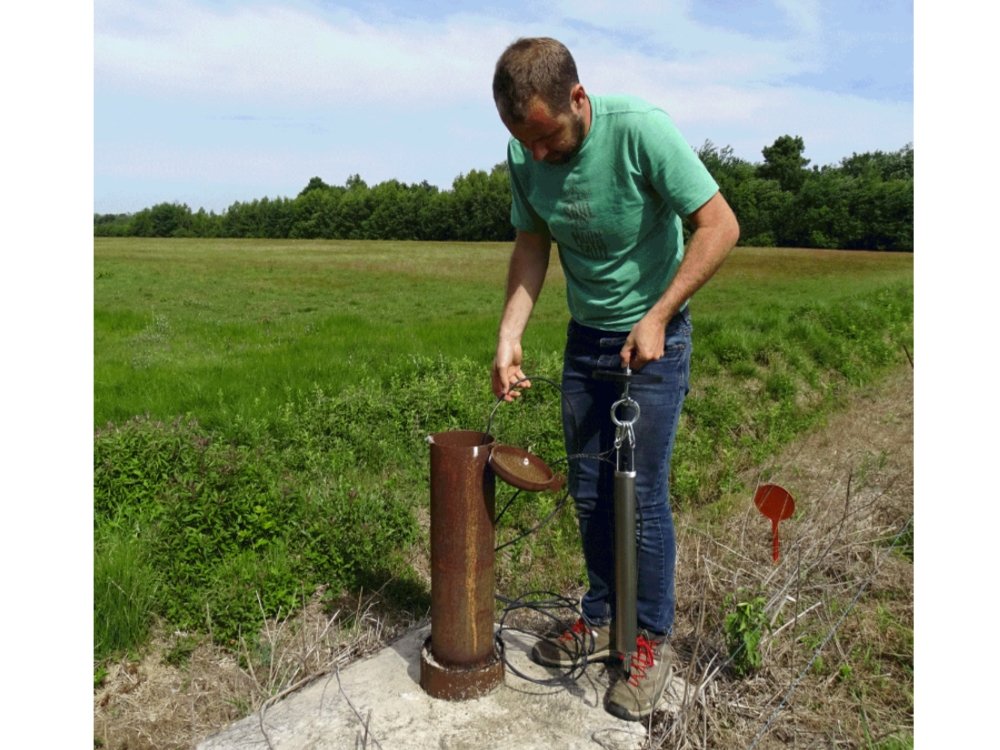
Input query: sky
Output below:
<box><xmin>94</xmin><ymin>0</ymin><xmax>914</xmax><ymax>214</ymax></box>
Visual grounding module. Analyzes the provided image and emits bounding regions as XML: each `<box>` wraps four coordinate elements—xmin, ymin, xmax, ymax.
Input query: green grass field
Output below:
<box><xmin>94</xmin><ymin>238</ymin><xmax>911</xmax><ymax>429</ymax></box>
<box><xmin>96</xmin><ymin>239</ymin><xmax>530</xmax><ymax>427</ymax></box>
<box><xmin>93</xmin><ymin>237</ymin><xmax>912</xmax><ymax>662</ymax></box>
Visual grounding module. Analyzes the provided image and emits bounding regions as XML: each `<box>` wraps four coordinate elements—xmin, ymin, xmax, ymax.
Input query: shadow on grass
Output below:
<box><xmin>330</xmin><ymin>567</ymin><xmax>431</xmax><ymax>626</ymax></box>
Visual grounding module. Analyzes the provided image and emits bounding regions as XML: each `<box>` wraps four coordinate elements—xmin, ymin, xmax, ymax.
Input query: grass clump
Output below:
<box><xmin>722</xmin><ymin>593</ymin><xmax>769</xmax><ymax>678</ymax></box>
<box><xmin>94</xmin><ymin>522</ymin><xmax>160</xmax><ymax>661</ymax></box>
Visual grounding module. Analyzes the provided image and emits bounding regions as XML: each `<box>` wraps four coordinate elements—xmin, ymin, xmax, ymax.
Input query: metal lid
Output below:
<box><xmin>489</xmin><ymin>444</ymin><xmax>563</xmax><ymax>492</ymax></box>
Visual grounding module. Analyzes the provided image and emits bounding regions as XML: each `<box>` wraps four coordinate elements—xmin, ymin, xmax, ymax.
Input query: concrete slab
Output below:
<box><xmin>197</xmin><ymin>624</ymin><xmax>687</xmax><ymax>750</ymax></box>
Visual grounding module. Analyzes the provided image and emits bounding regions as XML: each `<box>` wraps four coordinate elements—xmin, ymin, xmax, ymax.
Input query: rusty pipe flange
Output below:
<box><xmin>419</xmin><ymin>635</ymin><xmax>504</xmax><ymax>701</ymax></box>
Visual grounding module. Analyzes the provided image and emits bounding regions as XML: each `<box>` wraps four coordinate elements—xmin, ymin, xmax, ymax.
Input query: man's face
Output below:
<box><xmin>505</xmin><ymin>94</ymin><xmax>587</xmax><ymax>165</ymax></box>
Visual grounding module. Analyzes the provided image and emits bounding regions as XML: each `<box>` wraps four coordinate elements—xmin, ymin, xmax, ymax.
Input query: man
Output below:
<box><xmin>490</xmin><ymin>37</ymin><xmax>739</xmax><ymax>721</ymax></box>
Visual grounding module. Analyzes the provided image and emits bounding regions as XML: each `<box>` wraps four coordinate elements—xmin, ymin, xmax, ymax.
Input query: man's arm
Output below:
<box><xmin>620</xmin><ymin>191</ymin><xmax>740</xmax><ymax>369</ymax></box>
<box><xmin>493</xmin><ymin>229</ymin><xmax>552</xmax><ymax>401</ymax></box>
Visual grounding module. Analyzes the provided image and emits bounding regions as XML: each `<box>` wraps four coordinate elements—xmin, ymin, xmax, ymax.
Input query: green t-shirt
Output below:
<box><xmin>507</xmin><ymin>94</ymin><xmax>719</xmax><ymax>331</ymax></box>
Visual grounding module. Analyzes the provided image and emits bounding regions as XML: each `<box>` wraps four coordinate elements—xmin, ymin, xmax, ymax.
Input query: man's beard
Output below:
<box><xmin>545</xmin><ymin>113</ymin><xmax>586</xmax><ymax>165</ymax></box>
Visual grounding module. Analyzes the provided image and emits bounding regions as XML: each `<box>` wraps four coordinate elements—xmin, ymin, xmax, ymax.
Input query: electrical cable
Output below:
<box><xmin>485</xmin><ymin>373</ymin><xmax>630</xmax><ymax>686</ymax></box>
<box><xmin>493</xmin><ymin>591</ymin><xmax>596</xmax><ymax>686</ymax></box>
<box><xmin>486</xmin><ymin>373</ymin><xmax>615</xmax><ymax>547</ymax></box>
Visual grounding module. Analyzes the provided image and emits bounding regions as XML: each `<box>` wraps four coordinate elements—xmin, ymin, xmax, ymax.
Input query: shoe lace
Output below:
<box><xmin>559</xmin><ymin>618</ymin><xmax>589</xmax><ymax>642</ymax></box>
<box><xmin>627</xmin><ymin>635</ymin><xmax>656</xmax><ymax>686</ymax></box>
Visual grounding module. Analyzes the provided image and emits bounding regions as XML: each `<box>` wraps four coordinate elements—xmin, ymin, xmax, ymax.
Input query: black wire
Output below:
<box><xmin>493</xmin><ymin>591</ymin><xmax>597</xmax><ymax>686</ymax></box>
<box><xmin>484</xmin><ymin>372</ymin><xmax>629</xmax><ymax>685</ymax></box>
<box><xmin>494</xmin><ymin>487</ymin><xmax>571</xmax><ymax>552</ymax></box>
<box><xmin>484</xmin><ymin>374</ymin><xmax>568</xmax><ymax>437</ymax></box>
<box><xmin>493</xmin><ymin>451</ymin><xmax>615</xmax><ymax>551</ymax></box>
<box><xmin>486</xmin><ymin>374</ymin><xmax>613</xmax><ymax>550</ymax></box>
<box><xmin>487</xmin><ymin>374</ymin><xmax>566</xmax><ymax>546</ymax></box>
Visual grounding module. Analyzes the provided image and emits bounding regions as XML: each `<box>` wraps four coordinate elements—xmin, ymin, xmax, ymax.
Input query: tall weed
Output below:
<box><xmin>94</xmin><ymin>521</ymin><xmax>160</xmax><ymax>661</ymax></box>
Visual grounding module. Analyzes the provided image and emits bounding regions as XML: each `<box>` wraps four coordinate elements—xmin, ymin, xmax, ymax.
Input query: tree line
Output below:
<box><xmin>94</xmin><ymin>135</ymin><xmax>913</xmax><ymax>251</ymax></box>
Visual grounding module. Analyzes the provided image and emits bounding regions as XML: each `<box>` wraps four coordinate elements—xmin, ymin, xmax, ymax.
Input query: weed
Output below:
<box><xmin>875</xmin><ymin>734</ymin><xmax>913</xmax><ymax>750</ymax></box>
<box><xmin>723</xmin><ymin>592</ymin><xmax>769</xmax><ymax>677</ymax></box>
<box><xmin>811</xmin><ymin>654</ymin><xmax>828</xmax><ymax>676</ymax></box>
<box><xmin>163</xmin><ymin>634</ymin><xmax>201</xmax><ymax>668</ymax></box>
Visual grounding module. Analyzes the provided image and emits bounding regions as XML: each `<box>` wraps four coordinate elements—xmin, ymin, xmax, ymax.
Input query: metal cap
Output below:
<box><xmin>488</xmin><ymin>444</ymin><xmax>564</xmax><ymax>493</ymax></box>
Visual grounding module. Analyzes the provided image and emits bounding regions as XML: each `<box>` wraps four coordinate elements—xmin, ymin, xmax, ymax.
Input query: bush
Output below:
<box><xmin>94</xmin><ymin>401</ymin><xmax>421</xmax><ymax>650</ymax></box>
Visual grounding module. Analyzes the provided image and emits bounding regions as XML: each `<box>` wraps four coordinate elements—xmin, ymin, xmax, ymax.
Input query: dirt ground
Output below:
<box><xmin>94</xmin><ymin>365</ymin><xmax>913</xmax><ymax>749</ymax></box>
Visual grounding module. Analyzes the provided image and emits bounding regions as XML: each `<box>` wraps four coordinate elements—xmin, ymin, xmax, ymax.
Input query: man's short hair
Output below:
<box><xmin>493</xmin><ymin>37</ymin><xmax>580</xmax><ymax>124</ymax></box>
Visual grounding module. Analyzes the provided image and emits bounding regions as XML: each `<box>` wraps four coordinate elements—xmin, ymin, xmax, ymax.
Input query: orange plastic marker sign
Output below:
<box><xmin>753</xmin><ymin>484</ymin><xmax>795</xmax><ymax>562</ymax></box>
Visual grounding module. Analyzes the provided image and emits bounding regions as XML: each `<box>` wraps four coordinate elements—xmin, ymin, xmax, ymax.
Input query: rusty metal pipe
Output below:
<box><xmin>420</xmin><ymin>430</ymin><xmax>504</xmax><ymax>700</ymax></box>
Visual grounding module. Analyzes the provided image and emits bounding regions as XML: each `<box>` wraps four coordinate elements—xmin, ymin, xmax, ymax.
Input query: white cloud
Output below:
<box><xmin>96</xmin><ymin>0</ymin><xmax>841</xmax><ymax>109</ymax></box>
<box><xmin>96</xmin><ymin>1</ymin><xmax>520</xmax><ymax>107</ymax></box>
<box><xmin>773</xmin><ymin>0</ymin><xmax>823</xmax><ymax>38</ymax></box>
<box><xmin>552</xmin><ymin>0</ymin><xmax>828</xmax><ymax>85</ymax></box>
<box><xmin>502</xmin><ymin>1</ymin><xmax>910</xmax><ymax>164</ymax></box>
<box><xmin>94</xmin><ymin>0</ymin><xmax>913</xmax><ymax>211</ymax></box>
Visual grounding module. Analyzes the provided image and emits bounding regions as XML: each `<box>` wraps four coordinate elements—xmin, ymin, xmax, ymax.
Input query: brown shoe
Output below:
<box><xmin>605</xmin><ymin>631</ymin><xmax>673</xmax><ymax>721</ymax></box>
<box><xmin>530</xmin><ymin>617</ymin><xmax>614</xmax><ymax>667</ymax></box>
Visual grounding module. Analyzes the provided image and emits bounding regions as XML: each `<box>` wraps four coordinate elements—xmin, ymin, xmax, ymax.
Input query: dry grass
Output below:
<box><xmin>94</xmin><ymin>367</ymin><xmax>912</xmax><ymax>750</ymax></box>
<box><xmin>93</xmin><ymin>588</ymin><xmax>419</xmax><ymax>750</ymax></box>
<box><xmin>649</xmin><ymin>365</ymin><xmax>913</xmax><ymax>749</ymax></box>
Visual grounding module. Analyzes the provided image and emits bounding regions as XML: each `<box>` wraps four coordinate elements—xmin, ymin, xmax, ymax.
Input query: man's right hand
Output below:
<box><xmin>492</xmin><ymin>338</ymin><xmax>531</xmax><ymax>401</ymax></box>
<box><xmin>492</xmin><ymin>230</ymin><xmax>550</xmax><ymax>402</ymax></box>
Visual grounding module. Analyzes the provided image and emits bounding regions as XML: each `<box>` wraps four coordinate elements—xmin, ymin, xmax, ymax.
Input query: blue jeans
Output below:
<box><xmin>560</xmin><ymin>308</ymin><xmax>692</xmax><ymax>637</ymax></box>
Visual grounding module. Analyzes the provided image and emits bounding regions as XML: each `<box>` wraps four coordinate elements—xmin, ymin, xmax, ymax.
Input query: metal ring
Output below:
<box><xmin>610</xmin><ymin>397</ymin><xmax>640</xmax><ymax>427</ymax></box>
